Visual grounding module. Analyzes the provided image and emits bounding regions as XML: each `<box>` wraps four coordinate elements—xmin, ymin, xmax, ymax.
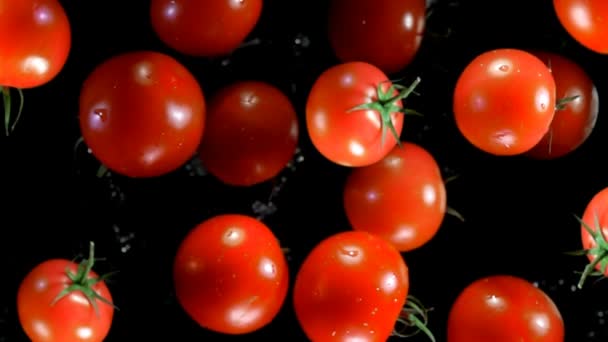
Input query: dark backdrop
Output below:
<box><xmin>2</xmin><ymin>0</ymin><xmax>608</xmax><ymax>340</ymax></box>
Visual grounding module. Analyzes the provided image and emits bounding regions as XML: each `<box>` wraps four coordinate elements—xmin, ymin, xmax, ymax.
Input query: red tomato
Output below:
<box><xmin>327</xmin><ymin>0</ymin><xmax>426</xmax><ymax>75</ymax></box>
<box><xmin>343</xmin><ymin>142</ymin><xmax>446</xmax><ymax>252</ymax></box>
<box><xmin>447</xmin><ymin>275</ymin><xmax>564</xmax><ymax>341</ymax></box>
<box><xmin>578</xmin><ymin>187</ymin><xmax>608</xmax><ymax>289</ymax></box>
<box><xmin>198</xmin><ymin>81</ymin><xmax>299</xmax><ymax>186</ymax></box>
<box><xmin>173</xmin><ymin>214</ymin><xmax>289</xmax><ymax>334</ymax></box>
<box><xmin>453</xmin><ymin>49</ymin><xmax>556</xmax><ymax>156</ymax></box>
<box><xmin>526</xmin><ymin>51</ymin><xmax>598</xmax><ymax>159</ymax></box>
<box><xmin>150</xmin><ymin>0</ymin><xmax>263</xmax><ymax>57</ymax></box>
<box><xmin>306</xmin><ymin>62</ymin><xmax>418</xmax><ymax>167</ymax></box>
<box><xmin>553</xmin><ymin>0</ymin><xmax>608</xmax><ymax>54</ymax></box>
<box><xmin>79</xmin><ymin>51</ymin><xmax>206</xmax><ymax>178</ymax></box>
<box><xmin>17</xmin><ymin>243</ymin><xmax>114</xmax><ymax>342</ymax></box>
<box><xmin>0</xmin><ymin>0</ymin><xmax>71</xmax><ymax>89</ymax></box>
<box><xmin>293</xmin><ymin>231</ymin><xmax>409</xmax><ymax>342</ymax></box>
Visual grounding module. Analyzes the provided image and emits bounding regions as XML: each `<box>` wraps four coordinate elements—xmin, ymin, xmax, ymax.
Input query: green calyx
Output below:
<box><xmin>392</xmin><ymin>295</ymin><xmax>436</xmax><ymax>342</ymax></box>
<box><xmin>347</xmin><ymin>77</ymin><xmax>422</xmax><ymax>148</ymax></box>
<box><xmin>555</xmin><ymin>95</ymin><xmax>580</xmax><ymax>111</ymax></box>
<box><xmin>2</xmin><ymin>86</ymin><xmax>24</xmax><ymax>136</ymax></box>
<box><xmin>51</xmin><ymin>241</ymin><xmax>118</xmax><ymax>316</ymax></box>
<box><xmin>569</xmin><ymin>214</ymin><xmax>608</xmax><ymax>289</ymax></box>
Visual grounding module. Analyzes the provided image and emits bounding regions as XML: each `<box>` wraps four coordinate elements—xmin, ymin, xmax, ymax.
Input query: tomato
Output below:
<box><xmin>79</xmin><ymin>51</ymin><xmax>206</xmax><ymax>178</ymax></box>
<box><xmin>526</xmin><ymin>51</ymin><xmax>598</xmax><ymax>159</ymax></box>
<box><xmin>306</xmin><ymin>62</ymin><xmax>420</xmax><ymax>167</ymax></box>
<box><xmin>553</xmin><ymin>0</ymin><xmax>608</xmax><ymax>54</ymax></box>
<box><xmin>343</xmin><ymin>142</ymin><xmax>446</xmax><ymax>252</ymax></box>
<box><xmin>173</xmin><ymin>214</ymin><xmax>289</xmax><ymax>334</ymax></box>
<box><xmin>198</xmin><ymin>81</ymin><xmax>299</xmax><ymax>186</ymax></box>
<box><xmin>150</xmin><ymin>0</ymin><xmax>263</xmax><ymax>57</ymax></box>
<box><xmin>578</xmin><ymin>187</ymin><xmax>608</xmax><ymax>289</ymax></box>
<box><xmin>17</xmin><ymin>242</ymin><xmax>114</xmax><ymax>342</ymax></box>
<box><xmin>453</xmin><ymin>48</ymin><xmax>556</xmax><ymax>156</ymax></box>
<box><xmin>327</xmin><ymin>0</ymin><xmax>426</xmax><ymax>75</ymax></box>
<box><xmin>447</xmin><ymin>275</ymin><xmax>564</xmax><ymax>341</ymax></box>
<box><xmin>293</xmin><ymin>231</ymin><xmax>409</xmax><ymax>342</ymax></box>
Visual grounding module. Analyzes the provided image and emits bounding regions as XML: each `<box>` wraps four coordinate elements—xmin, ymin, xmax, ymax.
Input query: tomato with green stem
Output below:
<box><xmin>327</xmin><ymin>0</ymin><xmax>426</xmax><ymax>75</ymax></box>
<box><xmin>553</xmin><ymin>0</ymin><xmax>608</xmax><ymax>54</ymax></box>
<box><xmin>526</xmin><ymin>51</ymin><xmax>598</xmax><ymax>159</ymax></box>
<box><xmin>293</xmin><ymin>231</ymin><xmax>435</xmax><ymax>342</ymax></box>
<box><xmin>453</xmin><ymin>48</ymin><xmax>556</xmax><ymax>156</ymax></box>
<box><xmin>198</xmin><ymin>81</ymin><xmax>299</xmax><ymax>187</ymax></box>
<box><xmin>306</xmin><ymin>61</ymin><xmax>421</xmax><ymax>167</ymax></box>
<box><xmin>0</xmin><ymin>0</ymin><xmax>71</xmax><ymax>135</ymax></box>
<box><xmin>173</xmin><ymin>214</ymin><xmax>289</xmax><ymax>334</ymax></box>
<box><xmin>150</xmin><ymin>0</ymin><xmax>262</xmax><ymax>57</ymax></box>
<box><xmin>17</xmin><ymin>242</ymin><xmax>115</xmax><ymax>342</ymax></box>
<box><xmin>447</xmin><ymin>275</ymin><xmax>564</xmax><ymax>341</ymax></box>
<box><xmin>79</xmin><ymin>51</ymin><xmax>206</xmax><ymax>178</ymax></box>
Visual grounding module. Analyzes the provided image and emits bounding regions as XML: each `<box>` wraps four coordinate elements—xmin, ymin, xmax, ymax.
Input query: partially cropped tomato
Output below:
<box><xmin>553</xmin><ymin>0</ymin><xmax>608</xmax><ymax>54</ymax></box>
<box><xmin>453</xmin><ymin>49</ymin><xmax>556</xmax><ymax>156</ymax></box>
<box><xmin>343</xmin><ymin>142</ymin><xmax>446</xmax><ymax>252</ymax></box>
<box><xmin>17</xmin><ymin>242</ymin><xmax>114</xmax><ymax>342</ymax></box>
<box><xmin>173</xmin><ymin>214</ymin><xmax>289</xmax><ymax>334</ymax></box>
<box><xmin>306</xmin><ymin>62</ymin><xmax>420</xmax><ymax>167</ymax></box>
<box><xmin>293</xmin><ymin>231</ymin><xmax>409</xmax><ymax>342</ymax></box>
<box><xmin>327</xmin><ymin>0</ymin><xmax>425</xmax><ymax>75</ymax></box>
<box><xmin>79</xmin><ymin>51</ymin><xmax>206</xmax><ymax>178</ymax></box>
<box><xmin>578</xmin><ymin>187</ymin><xmax>608</xmax><ymax>289</ymax></box>
<box><xmin>447</xmin><ymin>275</ymin><xmax>564</xmax><ymax>341</ymax></box>
<box><xmin>150</xmin><ymin>0</ymin><xmax>263</xmax><ymax>57</ymax></box>
<box><xmin>526</xmin><ymin>51</ymin><xmax>598</xmax><ymax>159</ymax></box>
<box><xmin>198</xmin><ymin>81</ymin><xmax>299</xmax><ymax>186</ymax></box>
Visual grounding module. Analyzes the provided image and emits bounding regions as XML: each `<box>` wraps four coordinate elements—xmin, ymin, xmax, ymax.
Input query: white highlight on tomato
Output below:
<box><xmin>32</xmin><ymin>319</ymin><xmax>51</xmax><ymax>339</ymax></box>
<box><xmin>530</xmin><ymin>313</ymin><xmax>551</xmax><ymax>335</ymax></box>
<box><xmin>258</xmin><ymin>257</ymin><xmax>277</xmax><ymax>279</ymax></box>
<box><xmin>186</xmin><ymin>257</ymin><xmax>202</xmax><ymax>273</ymax></box>
<box><xmin>70</xmin><ymin>292</ymin><xmax>92</xmax><ymax>307</ymax></box>
<box><xmin>348</xmin><ymin>140</ymin><xmax>365</xmax><ymax>157</ymax></box>
<box><xmin>491</xmin><ymin>129</ymin><xmax>516</xmax><ymax>148</ymax></box>
<box><xmin>383</xmin><ymin>154</ymin><xmax>402</xmax><ymax>168</ymax></box>
<box><xmin>223</xmin><ymin>227</ymin><xmax>245</xmax><ymax>247</ymax></box>
<box><xmin>364</xmin><ymin>110</ymin><xmax>382</xmax><ymax>130</ymax></box>
<box><xmin>76</xmin><ymin>326</ymin><xmax>93</xmax><ymax>339</ymax></box>
<box><xmin>422</xmin><ymin>184</ymin><xmax>437</xmax><ymax>206</ymax></box>
<box><xmin>487</xmin><ymin>58</ymin><xmax>512</xmax><ymax>77</ymax></box>
<box><xmin>379</xmin><ymin>272</ymin><xmax>398</xmax><ymax>294</ymax></box>
<box><xmin>402</xmin><ymin>12</ymin><xmax>414</xmax><ymax>30</ymax></box>
<box><xmin>134</xmin><ymin>61</ymin><xmax>154</xmax><ymax>86</ymax></box>
<box><xmin>312</xmin><ymin>110</ymin><xmax>328</xmax><ymax>134</ymax></box>
<box><xmin>338</xmin><ymin>245</ymin><xmax>364</xmax><ymax>265</ymax></box>
<box><xmin>35</xmin><ymin>278</ymin><xmax>48</xmax><ymax>292</ymax></box>
<box><xmin>166</xmin><ymin>101</ymin><xmax>193</xmax><ymax>129</ymax></box>
<box><xmin>569</xmin><ymin>4</ymin><xmax>592</xmax><ymax>31</ymax></box>
<box><xmin>365</xmin><ymin>189</ymin><xmax>380</xmax><ymax>202</ymax></box>
<box><xmin>289</xmin><ymin>120</ymin><xmax>299</xmax><ymax>139</ymax></box>
<box><xmin>392</xmin><ymin>224</ymin><xmax>416</xmax><ymax>244</ymax></box>
<box><xmin>227</xmin><ymin>297</ymin><xmax>262</xmax><ymax>326</ymax></box>
<box><xmin>163</xmin><ymin>0</ymin><xmax>179</xmax><ymax>21</ymax></box>
<box><xmin>340</xmin><ymin>73</ymin><xmax>355</xmax><ymax>87</ymax></box>
<box><xmin>33</xmin><ymin>4</ymin><xmax>53</xmax><ymax>25</ymax></box>
<box><xmin>240</xmin><ymin>92</ymin><xmax>259</xmax><ymax>108</ymax></box>
<box><xmin>141</xmin><ymin>146</ymin><xmax>165</xmax><ymax>166</ymax></box>
<box><xmin>535</xmin><ymin>86</ymin><xmax>551</xmax><ymax>113</ymax></box>
<box><xmin>485</xmin><ymin>295</ymin><xmax>506</xmax><ymax>310</ymax></box>
<box><xmin>21</xmin><ymin>56</ymin><xmax>50</xmax><ymax>76</ymax></box>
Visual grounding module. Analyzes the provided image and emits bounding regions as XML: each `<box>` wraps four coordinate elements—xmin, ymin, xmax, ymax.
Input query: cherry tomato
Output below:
<box><xmin>17</xmin><ymin>243</ymin><xmax>114</xmax><ymax>342</ymax></box>
<box><xmin>447</xmin><ymin>275</ymin><xmax>564</xmax><ymax>341</ymax></box>
<box><xmin>453</xmin><ymin>49</ymin><xmax>556</xmax><ymax>156</ymax></box>
<box><xmin>327</xmin><ymin>0</ymin><xmax>426</xmax><ymax>75</ymax></box>
<box><xmin>578</xmin><ymin>187</ymin><xmax>608</xmax><ymax>289</ymax></box>
<box><xmin>293</xmin><ymin>231</ymin><xmax>409</xmax><ymax>342</ymax></box>
<box><xmin>150</xmin><ymin>0</ymin><xmax>263</xmax><ymax>57</ymax></box>
<box><xmin>173</xmin><ymin>214</ymin><xmax>289</xmax><ymax>334</ymax></box>
<box><xmin>553</xmin><ymin>0</ymin><xmax>608</xmax><ymax>54</ymax></box>
<box><xmin>198</xmin><ymin>81</ymin><xmax>299</xmax><ymax>186</ymax></box>
<box><xmin>79</xmin><ymin>51</ymin><xmax>206</xmax><ymax>178</ymax></box>
<box><xmin>343</xmin><ymin>142</ymin><xmax>446</xmax><ymax>252</ymax></box>
<box><xmin>526</xmin><ymin>51</ymin><xmax>598</xmax><ymax>159</ymax></box>
<box><xmin>306</xmin><ymin>62</ymin><xmax>419</xmax><ymax>167</ymax></box>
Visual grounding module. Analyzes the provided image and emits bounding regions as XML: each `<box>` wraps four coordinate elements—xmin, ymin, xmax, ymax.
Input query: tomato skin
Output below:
<box><xmin>453</xmin><ymin>49</ymin><xmax>556</xmax><ymax>156</ymax></box>
<box><xmin>198</xmin><ymin>81</ymin><xmax>299</xmax><ymax>186</ymax></box>
<box><xmin>553</xmin><ymin>0</ymin><xmax>608</xmax><ymax>54</ymax></box>
<box><xmin>344</xmin><ymin>142</ymin><xmax>446</xmax><ymax>252</ymax></box>
<box><xmin>306</xmin><ymin>62</ymin><xmax>404</xmax><ymax>167</ymax></box>
<box><xmin>526</xmin><ymin>51</ymin><xmax>598</xmax><ymax>159</ymax></box>
<box><xmin>580</xmin><ymin>187</ymin><xmax>608</xmax><ymax>276</ymax></box>
<box><xmin>150</xmin><ymin>0</ymin><xmax>262</xmax><ymax>57</ymax></box>
<box><xmin>173</xmin><ymin>214</ymin><xmax>289</xmax><ymax>334</ymax></box>
<box><xmin>447</xmin><ymin>275</ymin><xmax>564</xmax><ymax>342</ymax></box>
<box><xmin>0</xmin><ymin>0</ymin><xmax>71</xmax><ymax>88</ymax></box>
<box><xmin>328</xmin><ymin>0</ymin><xmax>425</xmax><ymax>75</ymax></box>
<box><xmin>17</xmin><ymin>260</ymin><xmax>114</xmax><ymax>342</ymax></box>
<box><xmin>79</xmin><ymin>51</ymin><xmax>206</xmax><ymax>178</ymax></box>
<box><xmin>293</xmin><ymin>231</ymin><xmax>409</xmax><ymax>342</ymax></box>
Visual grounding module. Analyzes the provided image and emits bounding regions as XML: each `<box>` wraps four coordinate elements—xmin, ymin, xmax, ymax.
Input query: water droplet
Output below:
<box><xmin>499</xmin><ymin>64</ymin><xmax>509</xmax><ymax>72</ymax></box>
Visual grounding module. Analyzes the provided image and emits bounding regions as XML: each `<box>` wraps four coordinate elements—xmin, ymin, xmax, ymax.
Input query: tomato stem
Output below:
<box><xmin>392</xmin><ymin>295</ymin><xmax>435</xmax><ymax>341</ymax></box>
<box><xmin>573</xmin><ymin>213</ymin><xmax>608</xmax><ymax>289</ymax></box>
<box><xmin>555</xmin><ymin>95</ymin><xmax>580</xmax><ymax>111</ymax></box>
<box><xmin>1</xmin><ymin>86</ymin><xmax>24</xmax><ymax>136</ymax></box>
<box><xmin>446</xmin><ymin>206</ymin><xmax>465</xmax><ymax>222</ymax></box>
<box><xmin>97</xmin><ymin>165</ymin><xmax>109</xmax><ymax>178</ymax></box>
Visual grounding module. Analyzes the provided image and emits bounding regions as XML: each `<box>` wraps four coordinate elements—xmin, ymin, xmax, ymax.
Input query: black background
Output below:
<box><xmin>2</xmin><ymin>0</ymin><xmax>608</xmax><ymax>340</ymax></box>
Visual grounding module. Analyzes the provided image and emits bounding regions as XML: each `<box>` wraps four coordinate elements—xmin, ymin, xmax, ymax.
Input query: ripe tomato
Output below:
<box><xmin>327</xmin><ymin>0</ymin><xmax>426</xmax><ymax>75</ymax></box>
<box><xmin>578</xmin><ymin>187</ymin><xmax>608</xmax><ymax>289</ymax></box>
<box><xmin>293</xmin><ymin>231</ymin><xmax>409</xmax><ymax>342</ymax></box>
<box><xmin>553</xmin><ymin>0</ymin><xmax>608</xmax><ymax>54</ymax></box>
<box><xmin>17</xmin><ymin>242</ymin><xmax>114</xmax><ymax>342</ymax></box>
<box><xmin>198</xmin><ymin>81</ymin><xmax>299</xmax><ymax>186</ymax></box>
<box><xmin>150</xmin><ymin>0</ymin><xmax>263</xmax><ymax>57</ymax></box>
<box><xmin>343</xmin><ymin>142</ymin><xmax>446</xmax><ymax>252</ymax></box>
<box><xmin>453</xmin><ymin>49</ymin><xmax>556</xmax><ymax>156</ymax></box>
<box><xmin>173</xmin><ymin>214</ymin><xmax>289</xmax><ymax>334</ymax></box>
<box><xmin>306</xmin><ymin>62</ymin><xmax>420</xmax><ymax>167</ymax></box>
<box><xmin>447</xmin><ymin>275</ymin><xmax>564</xmax><ymax>341</ymax></box>
<box><xmin>526</xmin><ymin>51</ymin><xmax>598</xmax><ymax>159</ymax></box>
<box><xmin>79</xmin><ymin>51</ymin><xmax>206</xmax><ymax>178</ymax></box>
